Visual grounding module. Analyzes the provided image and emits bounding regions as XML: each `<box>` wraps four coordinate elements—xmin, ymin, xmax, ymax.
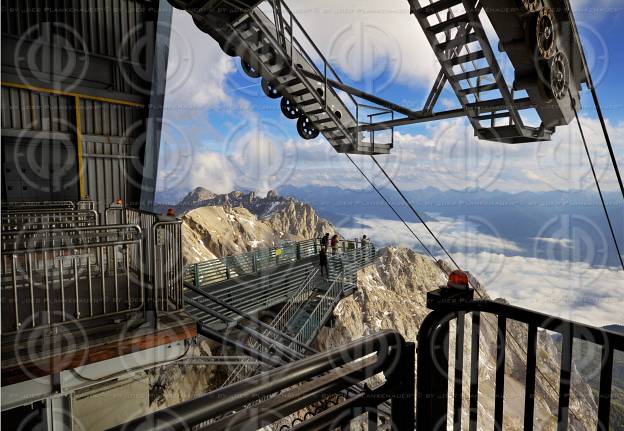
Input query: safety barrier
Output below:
<box><xmin>291</xmin><ymin>273</ymin><xmax>345</xmax><ymax>352</ymax></box>
<box><xmin>106</xmin><ymin>205</ymin><xmax>184</xmax><ymax>313</ymax></box>
<box><xmin>185</xmin><ymin>263</ymin><xmax>315</xmax><ymax>328</ymax></box>
<box><xmin>1</xmin><ymin>224</ymin><xmax>144</xmax><ymax>335</ymax></box>
<box><xmin>1</xmin><ymin>200</ymin><xmax>75</xmax><ymax>210</ymax></box>
<box><xmin>153</xmin><ymin>219</ymin><xmax>184</xmax><ymax>312</ymax></box>
<box><xmin>221</xmin><ymin>268</ymin><xmax>322</xmax><ymax>386</ymax></box>
<box><xmin>185</xmin><ymin>238</ymin><xmax>319</xmax><ymax>288</ymax></box>
<box><xmin>328</xmin><ymin>243</ymin><xmax>377</xmax><ymax>287</ymax></box>
<box><xmin>186</xmin><ymin>237</ymin><xmax>371</xmax><ymax>289</ymax></box>
<box><xmin>1</xmin><ymin>209</ymin><xmax>99</xmax><ymax>232</ymax></box>
<box><xmin>109</xmin><ymin>330</ymin><xmax>415</xmax><ymax>431</ymax></box>
<box><xmin>417</xmin><ymin>294</ymin><xmax>624</xmax><ymax>430</ymax></box>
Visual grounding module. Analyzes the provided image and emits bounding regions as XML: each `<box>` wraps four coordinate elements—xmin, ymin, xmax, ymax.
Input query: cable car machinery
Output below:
<box><xmin>169</xmin><ymin>0</ymin><xmax>594</xmax><ymax>152</ymax></box>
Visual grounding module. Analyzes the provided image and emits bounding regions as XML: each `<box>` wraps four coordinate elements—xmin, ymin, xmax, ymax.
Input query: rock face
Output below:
<box><xmin>177</xmin><ymin>187</ymin><xmax>304</xmax><ymax>220</ymax></box>
<box><xmin>145</xmin><ymin>340</ymin><xmax>220</xmax><ymax>413</ymax></box>
<box><xmin>315</xmin><ymin>247</ymin><xmax>598</xmax><ymax>430</ymax></box>
<box><xmin>180</xmin><ymin>191</ymin><xmax>335</xmax><ymax>263</ymax></box>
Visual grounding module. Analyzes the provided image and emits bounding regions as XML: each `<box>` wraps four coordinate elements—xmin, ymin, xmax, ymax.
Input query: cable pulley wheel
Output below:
<box><xmin>219</xmin><ymin>36</ymin><xmax>239</xmax><ymax>57</ymax></box>
<box><xmin>261</xmin><ymin>78</ymin><xmax>281</xmax><ymax>99</ymax></box>
<box><xmin>549</xmin><ymin>51</ymin><xmax>570</xmax><ymax>100</ymax></box>
<box><xmin>297</xmin><ymin>116</ymin><xmax>319</xmax><ymax>140</ymax></box>
<box><xmin>521</xmin><ymin>0</ymin><xmax>541</xmax><ymax>12</ymax></box>
<box><xmin>280</xmin><ymin>97</ymin><xmax>301</xmax><ymax>119</ymax></box>
<box><xmin>241</xmin><ymin>58</ymin><xmax>261</xmax><ymax>78</ymax></box>
<box><xmin>536</xmin><ymin>7</ymin><xmax>557</xmax><ymax>59</ymax></box>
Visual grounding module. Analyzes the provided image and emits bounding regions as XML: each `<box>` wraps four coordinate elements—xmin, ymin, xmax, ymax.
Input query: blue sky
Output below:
<box><xmin>157</xmin><ymin>0</ymin><xmax>623</xmax><ymax>325</ymax></box>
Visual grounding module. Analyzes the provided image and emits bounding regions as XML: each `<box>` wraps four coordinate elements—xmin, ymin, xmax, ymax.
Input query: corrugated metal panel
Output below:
<box><xmin>0</xmin><ymin>86</ymin><xmax>73</xmax><ymax>132</ymax></box>
<box><xmin>79</xmin><ymin>98</ymin><xmax>143</xmax><ymax>213</ymax></box>
<box><xmin>2</xmin><ymin>0</ymin><xmax>152</xmax><ymax>94</ymax></box>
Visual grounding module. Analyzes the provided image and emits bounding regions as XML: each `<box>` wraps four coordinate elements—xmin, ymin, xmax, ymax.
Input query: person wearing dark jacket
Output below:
<box><xmin>330</xmin><ymin>234</ymin><xmax>339</xmax><ymax>255</ymax></box>
<box><xmin>319</xmin><ymin>246</ymin><xmax>328</xmax><ymax>276</ymax></box>
<box><xmin>321</xmin><ymin>233</ymin><xmax>330</xmax><ymax>248</ymax></box>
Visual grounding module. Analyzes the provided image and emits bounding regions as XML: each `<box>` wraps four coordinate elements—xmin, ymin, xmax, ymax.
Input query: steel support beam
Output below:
<box><xmin>140</xmin><ymin>0</ymin><xmax>173</xmax><ymax>211</ymax></box>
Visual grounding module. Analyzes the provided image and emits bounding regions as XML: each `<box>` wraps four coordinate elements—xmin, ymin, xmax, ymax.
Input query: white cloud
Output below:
<box><xmin>532</xmin><ymin>237</ymin><xmax>574</xmax><ymax>248</ymax></box>
<box><xmin>457</xmin><ymin>252</ymin><xmax>624</xmax><ymax>327</ymax></box>
<box><xmin>340</xmin><ymin>216</ymin><xmax>622</xmax><ymax>326</ymax></box>
<box><xmin>165</xmin><ymin>9</ymin><xmax>236</xmax><ymax>114</ymax></box>
<box><xmin>283</xmin><ymin>0</ymin><xmax>440</xmax><ymax>93</ymax></box>
<box><xmin>189</xmin><ymin>152</ymin><xmax>236</xmax><ymax>194</ymax></box>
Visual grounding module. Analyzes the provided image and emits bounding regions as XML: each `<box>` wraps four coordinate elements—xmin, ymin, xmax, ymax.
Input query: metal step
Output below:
<box><xmin>458</xmin><ymin>83</ymin><xmax>499</xmax><ymax>95</ymax></box>
<box><xmin>428</xmin><ymin>14</ymin><xmax>470</xmax><ymax>34</ymax></box>
<box><xmin>415</xmin><ymin>0</ymin><xmax>464</xmax><ymax>17</ymax></box>
<box><xmin>436</xmin><ymin>32</ymin><xmax>479</xmax><ymax>52</ymax></box>
<box><xmin>444</xmin><ymin>51</ymin><xmax>485</xmax><ymax>66</ymax></box>
<box><xmin>451</xmin><ymin>67</ymin><xmax>491</xmax><ymax>81</ymax></box>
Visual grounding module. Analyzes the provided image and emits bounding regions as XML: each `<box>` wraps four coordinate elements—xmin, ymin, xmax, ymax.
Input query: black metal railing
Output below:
<box><xmin>108</xmin><ymin>330</ymin><xmax>415</xmax><ymax>431</ymax></box>
<box><xmin>416</xmin><ymin>290</ymin><xmax>624</xmax><ymax>431</ymax></box>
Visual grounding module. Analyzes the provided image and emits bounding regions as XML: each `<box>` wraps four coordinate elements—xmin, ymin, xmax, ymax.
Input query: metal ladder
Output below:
<box><xmin>410</xmin><ymin>0</ymin><xmax>552</xmax><ymax>143</ymax></box>
<box><xmin>170</xmin><ymin>0</ymin><xmax>393</xmax><ymax>154</ymax></box>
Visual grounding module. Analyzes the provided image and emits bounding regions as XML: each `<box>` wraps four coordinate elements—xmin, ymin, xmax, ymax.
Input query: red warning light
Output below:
<box><xmin>447</xmin><ymin>270</ymin><xmax>469</xmax><ymax>289</ymax></box>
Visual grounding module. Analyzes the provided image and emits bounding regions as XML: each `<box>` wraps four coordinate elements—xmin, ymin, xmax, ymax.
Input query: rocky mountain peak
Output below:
<box><xmin>178</xmin><ymin>187</ymin><xmax>218</xmax><ymax>207</ymax></box>
<box><xmin>180</xmin><ymin>192</ymin><xmax>335</xmax><ymax>263</ymax></box>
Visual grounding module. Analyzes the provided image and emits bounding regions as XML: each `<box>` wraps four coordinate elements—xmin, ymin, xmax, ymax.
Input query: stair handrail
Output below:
<box><xmin>292</xmin><ymin>272</ymin><xmax>345</xmax><ymax>351</ymax></box>
<box><xmin>222</xmin><ymin>267</ymin><xmax>319</xmax><ymax>386</ymax></box>
<box><xmin>245</xmin><ymin>1</ymin><xmax>365</xmax><ymax>146</ymax></box>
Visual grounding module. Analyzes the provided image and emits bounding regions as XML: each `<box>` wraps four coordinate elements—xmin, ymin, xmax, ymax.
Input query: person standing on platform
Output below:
<box><xmin>319</xmin><ymin>246</ymin><xmax>328</xmax><ymax>276</ymax></box>
<box><xmin>331</xmin><ymin>234</ymin><xmax>339</xmax><ymax>255</ymax></box>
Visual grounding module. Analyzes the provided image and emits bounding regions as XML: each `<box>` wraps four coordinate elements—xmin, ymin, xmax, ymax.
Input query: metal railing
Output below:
<box><xmin>417</xmin><ymin>292</ymin><xmax>624</xmax><ymax>430</ymax></box>
<box><xmin>108</xmin><ymin>330</ymin><xmax>415</xmax><ymax>431</ymax></box>
<box><xmin>221</xmin><ymin>268</ymin><xmax>321</xmax><ymax>386</ymax></box>
<box><xmin>1</xmin><ymin>209</ymin><xmax>99</xmax><ymax>232</ymax></box>
<box><xmin>185</xmin><ymin>238</ymin><xmax>319</xmax><ymax>288</ymax></box>
<box><xmin>328</xmin><ymin>242</ymin><xmax>377</xmax><ymax>287</ymax></box>
<box><xmin>1</xmin><ymin>224</ymin><xmax>144</xmax><ymax>335</ymax></box>
<box><xmin>106</xmin><ymin>205</ymin><xmax>184</xmax><ymax>313</ymax></box>
<box><xmin>291</xmin><ymin>273</ymin><xmax>345</xmax><ymax>352</ymax></box>
<box><xmin>185</xmin><ymin>263</ymin><xmax>316</xmax><ymax>328</ymax></box>
<box><xmin>186</xmin><ymin>237</ymin><xmax>372</xmax><ymax>289</ymax></box>
<box><xmin>1</xmin><ymin>200</ymin><xmax>76</xmax><ymax>210</ymax></box>
<box><xmin>153</xmin><ymin>218</ymin><xmax>184</xmax><ymax>312</ymax></box>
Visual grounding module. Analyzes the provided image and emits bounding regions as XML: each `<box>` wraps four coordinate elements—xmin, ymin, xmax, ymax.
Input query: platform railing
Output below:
<box><xmin>105</xmin><ymin>205</ymin><xmax>184</xmax><ymax>313</ymax></box>
<box><xmin>187</xmin><ymin>237</ymin><xmax>373</xmax><ymax>289</ymax></box>
<box><xmin>153</xmin><ymin>219</ymin><xmax>184</xmax><ymax>312</ymax></box>
<box><xmin>1</xmin><ymin>208</ymin><xmax>99</xmax><ymax>232</ymax></box>
<box><xmin>328</xmin><ymin>242</ymin><xmax>377</xmax><ymax>287</ymax></box>
<box><xmin>1</xmin><ymin>200</ymin><xmax>76</xmax><ymax>210</ymax></box>
<box><xmin>108</xmin><ymin>330</ymin><xmax>415</xmax><ymax>431</ymax></box>
<box><xmin>292</xmin><ymin>272</ymin><xmax>345</xmax><ymax>352</ymax></box>
<box><xmin>221</xmin><ymin>268</ymin><xmax>321</xmax><ymax>386</ymax></box>
<box><xmin>0</xmin><ymin>224</ymin><xmax>144</xmax><ymax>335</ymax></box>
<box><xmin>417</xmin><ymin>293</ymin><xmax>624</xmax><ymax>431</ymax></box>
<box><xmin>186</xmin><ymin>238</ymin><xmax>319</xmax><ymax>287</ymax></box>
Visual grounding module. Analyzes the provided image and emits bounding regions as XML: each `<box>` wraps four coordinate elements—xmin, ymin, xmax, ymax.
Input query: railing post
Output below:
<box><xmin>194</xmin><ymin>263</ymin><xmax>200</xmax><ymax>287</ymax></box>
<box><xmin>390</xmin><ymin>341</ymin><xmax>415</xmax><ymax>430</ymax></box>
<box><xmin>296</xmin><ymin>242</ymin><xmax>301</xmax><ymax>260</ymax></box>
<box><xmin>416</xmin><ymin>310</ymin><xmax>450</xmax><ymax>431</ymax></box>
<box><xmin>253</xmin><ymin>251</ymin><xmax>258</xmax><ymax>272</ymax></box>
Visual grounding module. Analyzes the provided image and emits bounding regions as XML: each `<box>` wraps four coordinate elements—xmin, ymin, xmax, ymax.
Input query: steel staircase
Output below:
<box><xmin>222</xmin><ymin>269</ymin><xmax>343</xmax><ymax>385</ymax></box>
<box><xmin>221</xmin><ymin>268</ymin><xmax>322</xmax><ymax>386</ymax></box>
<box><xmin>169</xmin><ymin>0</ymin><xmax>393</xmax><ymax>154</ymax></box>
<box><xmin>409</xmin><ymin>0</ymin><xmax>552</xmax><ymax>143</ymax></box>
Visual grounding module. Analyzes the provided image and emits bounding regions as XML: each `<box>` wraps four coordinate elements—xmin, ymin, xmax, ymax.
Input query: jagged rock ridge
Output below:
<box><xmin>180</xmin><ymin>189</ymin><xmax>335</xmax><ymax>263</ymax></box>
